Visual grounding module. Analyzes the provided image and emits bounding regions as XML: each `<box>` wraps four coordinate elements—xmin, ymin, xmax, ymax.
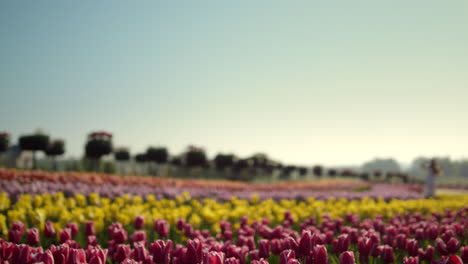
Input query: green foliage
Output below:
<box><xmin>214</xmin><ymin>153</ymin><xmax>235</xmax><ymax>171</ymax></box>
<box><xmin>19</xmin><ymin>134</ymin><xmax>50</xmax><ymax>151</ymax></box>
<box><xmin>85</xmin><ymin>139</ymin><xmax>112</xmax><ymax>159</ymax></box>
<box><xmin>185</xmin><ymin>149</ymin><xmax>207</xmax><ymax>168</ymax></box>
<box><xmin>135</xmin><ymin>153</ymin><xmax>147</xmax><ymax>163</ymax></box>
<box><xmin>45</xmin><ymin>139</ymin><xmax>65</xmax><ymax>156</ymax></box>
<box><xmin>312</xmin><ymin>165</ymin><xmax>323</xmax><ymax>176</ymax></box>
<box><xmin>0</xmin><ymin>133</ymin><xmax>9</xmax><ymax>153</ymax></box>
<box><xmin>146</xmin><ymin>147</ymin><xmax>168</xmax><ymax>164</ymax></box>
<box><xmin>114</xmin><ymin>148</ymin><xmax>130</xmax><ymax>161</ymax></box>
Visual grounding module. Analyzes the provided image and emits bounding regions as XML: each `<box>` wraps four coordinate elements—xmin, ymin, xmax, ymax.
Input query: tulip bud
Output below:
<box><xmin>33</xmin><ymin>250</ymin><xmax>54</xmax><ymax>264</ymax></box>
<box><xmin>132</xmin><ymin>242</ymin><xmax>151</xmax><ymax>262</ymax></box>
<box><xmin>87</xmin><ymin>235</ymin><xmax>98</xmax><ymax>246</ymax></box>
<box><xmin>298</xmin><ymin>231</ymin><xmax>313</xmax><ymax>257</ymax></box>
<box><xmin>185</xmin><ymin>239</ymin><xmax>203</xmax><ymax>264</ymax></box>
<box><xmin>447</xmin><ymin>255</ymin><xmax>463</xmax><ymax>264</ymax></box>
<box><xmin>225</xmin><ymin>257</ymin><xmax>240</xmax><ymax>264</ymax></box>
<box><xmin>86</xmin><ymin>245</ymin><xmax>108</xmax><ymax>264</ymax></box>
<box><xmin>425</xmin><ymin>225</ymin><xmax>439</xmax><ymax>240</ymax></box>
<box><xmin>271</xmin><ymin>239</ymin><xmax>282</xmax><ymax>255</ymax></box>
<box><xmin>314</xmin><ymin>245</ymin><xmax>328</xmax><ymax>264</ymax></box>
<box><xmin>250</xmin><ymin>250</ymin><xmax>260</xmax><ymax>261</ymax></box>
<box><xmin>340</xmin><ymin>251</ymin><xmax>356</xmax><ymax>264</ymax></box>
<box><xmin>251</xmin><ymin>259</ymin><xmax>269</xmax><ymax>264</ymax></box>
<box><xmin>51</xmin><ymin>244</ymin><xmax>71</xmax><ymax>264</ymax></box>
<box><xmin>27</xmin><ymin>228</ymin><xmax>40</xmax><ymax>245</ymax></box>
<box><xmin>11</xmin><ymin>221</ymin><xmax>25</xmax><ymax>233</ymax></box>
<box><xmin>403</xmin><ymin>256</ymin><xmax>419</xmax><ymax>264</ymax></box>
<box><xmin>59</xmin><ymin>228</ymin><xmax>72</xmax><ymax>243</ymax></box>
<box><xmin>406</xmin><ymin>239</ymin><xmax>419</xmax><ymax>257</ymax></box>
<box><xmin>12</xmin><ymin>244</ymin><xmax>31</xmax><ymax>264</ymax></box>
<box><xmin>258</xmin><ymin>239</ymin><xmax>270</xmax><ymax>259</ymax></box>
<box><xmin>280</xmin><ymin>249</ymin><xmax>295</xmax><ymax>264</ymax></box>
<box><xmin>66</xmin><ymin>222</ymin><xmax>79</xmax><ymax>237</ymax></box>
<box><xmin>112</xmin><ymin>227</ymin><xmax>128</xmax><ymax>243</ymax></box>
<box><xmin>130</xmin><ymin>230</ymin><xmax>147</xmax><ymax>244</ymax></box>
<box><xmin>333</xmin><ymin>234</ymin><xmax>350</xmax><ymax>254</ymax></box>
<box><xmin>85</xmin><ymin>221</ymin><xmax>96</xmax><ymax>237</ymax></box>
<box><xmin>282</xmin><ymin>237</ymin><xmax>298</xmax><ymax>255</ymax></box>
<box><xmin>149</xmin><ymin>240</ymin><xmax>173</xmax><ymax>264</ymax></box>
<box><xmin>68</xmin><ymin>248</ymin><xmax>87</xmax><ymax>264</ymax></box>
<box><xmin>436</xmin><ymin>238</ymin><xmax>449</xmax><ymax>256</ymax></box>
<box><xmin>204</xmin><ymin>251</ymin><xmax>224</xmax><ymax>264</ymax></box>
<box><xmin>114</xmin><ymin>244</ymin><xmax>132</xmax><ymax>263</ymax></box>
<box><xmin>380</xmin><ymin>245</ymin><xmax>395</xmax><ymax>263</ymax></box>
<box><xmin>44</xmin><ymin>221</ymin><xmax>56</xmax><ymax>238</ymax></box>
<box><xmin>176</xmin><ymin>219</ymin><xmax>186</xmax><ymax>230</ymax></box>
<box><xmin>8</xmin><ymin>229</ymin><xmax>22</xmax><ymax>244</ymax></box>
<box><xmin>155</xmin><ymin>219</ymin><xmax>170</xmax><ymax>238</ymax></box>
<box><xmin>461</xmin><ymin>246</ymin><xmax>468</xmax><ymax>263</ymax></box>
<box><xmin>134</xmin><ymin>216</ymin><xmax>145</xmax><ymax>230</ymax></box>
<box><xmin>446</xmin><ymin>238</ymin><xmax>460</xmax><ymax>254</ymax></box>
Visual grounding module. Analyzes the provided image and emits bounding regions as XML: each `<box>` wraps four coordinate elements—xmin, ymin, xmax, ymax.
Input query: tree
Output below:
<box><xmin>134</xmin><ymin>153</ymin><xmax>148</xmax><ymax>175</ymax></box>
<box><xmin>114</xmin><ymin>148</ymin><xmax>130</xmax><ymax>162</ymax></box>
<box><xmin>214</xmin><ymin>154</ymin><xmax>235</xmax><ymax>171</ymax></box>
<box><xmin>328</xmin><ymin>168</ymin><xmax>337</xmax><ymax>178</ymax></box>
<box><xmin>362</xmin><ymin>158</ymin><xmax>401</xmax><ymax>173</ymax></box>
<box><xmin>146</xmin><ymin>147</ymin><xmax>168</xmax><ymax>163</ymax></box>
<box><xmin>85</xmin><ymin>131</ymin><xmax>113</xmax><ymax>171</ymax></box>
<box><xmin>312</xmin><ymin>165</ymin><xmax>323</xmax><ymax>177</ymax></box>
<box><xmin>19</xmin><ymin>132</ymin><xmax>50</xmax><ymax>169</ymax></box>
<box><xmin>0</xmin><ymin>132</ymin><xmax>9</xmax><ymax>153</ymax></box>
<box><xmin>45</xmin><ymin>139</ymin><xmax>65</xmax><ymax>171</ymax></box>
<box><xmin>298</xmin><ymin>167</ymin><xmax>308</xmax><ymax>177</ymax></box>
<box><xmin>184</xmin><ymin>145</ymin><xmax>207</xmax><ymax>168</ymax></box>
<box><xmin>114</xmin><ymin>148</ymin><xmax>130</xmax><ymax>175</ymax></box>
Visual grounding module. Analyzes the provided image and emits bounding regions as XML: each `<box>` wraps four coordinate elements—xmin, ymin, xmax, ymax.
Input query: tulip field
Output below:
<box><xmin>0</xmin><ymin>169</ymin><xmax>467</xmax><ymax>264</ymax></box>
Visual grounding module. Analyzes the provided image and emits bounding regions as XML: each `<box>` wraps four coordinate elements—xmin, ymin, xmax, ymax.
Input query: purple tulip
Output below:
<box><xmin>26</xmin><ymin>228</ymin><xmax>40</xmax><ymax>245</ymax></box>
<box><xmin>134</xmin><ymin>215</ymin><xmax>145</xmax><ymax>230</ymax></box>
<box><xmin>339</xmin><ymin>251</ymin><xmax>356</xmax><ymax>264</ymax></box>
<box><xmin>279</xmin><ymin>249</ymin><xmax>295</xmax><ymax>264</ymax></box>
<box><xmin>85</xmin><ymin>221</ymin><xmax>96</xmax><ymax>236</ymax></box>
<box><xmin>149</xmin><ymin>240</ymin><xmax>173</xmax><ymax>264</ymax></box>
<box><xmin>44</xmin><ymin>221</ymin><xmax>56</xmax><ymax>238</ymax></box>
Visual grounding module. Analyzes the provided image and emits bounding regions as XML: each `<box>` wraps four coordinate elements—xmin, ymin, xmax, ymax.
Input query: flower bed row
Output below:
<box><xmin>1</xmin><ymin>201</ymin><xmax>467</xmax><ymax>263</ymax></box>
<box><xmin>1</xmin><ymin>193</ymin><xmax>468</xmax><ymax>263</ymax></box>
<box><xmin>0</xmin><ymin>169</ymin><xmax>423</xmax><ymax>200</ymax></box>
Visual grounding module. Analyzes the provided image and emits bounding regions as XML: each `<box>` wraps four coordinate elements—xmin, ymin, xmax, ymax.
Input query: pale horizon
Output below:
<box><xmin>1</xmin><ymin>1</ymin><xmax>467</xmax><ymax>167</ymax></box>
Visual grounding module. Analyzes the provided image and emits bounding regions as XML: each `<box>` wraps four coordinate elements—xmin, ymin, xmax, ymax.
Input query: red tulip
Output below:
<box><xmin>87</xmin><ymin>235</ymin><xmax>98</xmax><ymax>246</ymax></box>
<box><xmin>403</xmin><ymin>256</ymin><xmax>419</xmax><ymax>264</ymax></box>
<box><xmin>27</xmin><ymin>228</ymin><xmax>40</xmax><ymax>245</ymax></box>
<box><xmin>461</xmin><ymin>246</ymin><xmax>468</xmax><ymax>263</ymax></box>
<box><xmin>131</xmin><ymin>242</ymin><xmax>151</xmax><ymax>263</ymax></box>
<box><xmin>313</xmin><ymin>245</ymin><xmax>328</xmax><ymax>264</ymax></box>
<box><xmin>418</xmin><ymin>246</ymin><xmax>434</xmax><ymax>262</ymax></box>
<box><xmin>446</xmin><ymin>255</ymin><xmax>463</xmax><ymax>264</ymax></box>
<box><xmin>251</xmin><ymin>259</ymin><xmax>269</xmax><ymax>264</ymax></box>
<box><xmin>51</xmin><ymin>244</ymin><xmax>71</xmax><ymax>264</ymax></box>
<box><xmin>446</xmin><ymin>238</ymin><xmax>460</xmax><ymax>254</ymax></box>
<box><xmin>279</xmin><ymin>249</ymin><xmax>295</xmax><ymax>264</ymax></box>
<box><xmin>225</xmin><ymin>257</ymin><xmax>240</xmax><ymax>264</ymax></box>
<box><xmin>258</xmin><ymin>239</ymin><xmax>270</xmax><ymax>259</ymax></box>
<box><xmin>68</xmin><ymin>248</ymin><xmax>87</xmax><ymax>264</ymax></box>
<box><xmin>66</xmin><ymin>223</ymin><xmax>79</xmax><ymax>237</ymax></box>
<box><xmin>112</xmin><ymin>228</ymin><xmax>128</xmax><ymax>243</ymax></box>
<box><xmin>134</xmin><ymin>216</ymin><xmax>145</xmax><ymax>230</ymax></box>
<box><xmin>339</xmin><ymin>251</ymin><xmax>356</xmax><ymax>264</ymax></box>
<box><xmin>436</xmin><ymin>238</ymin><xmax>449</xmax><ymax>256</ymax></box>
<box><xmin>204</xmin><ymin>251</ymin><xmax>224</xmax><ymax>264</ymax></box>
<box><xmin>406</xmin><ymin>239</ymin><xmax>419</xmax><ymax>257</ymax></box>
<box><xmin>8</xmin><ymin>229</ymin><xmax>22</xmax><ymax>244</ymax></box>
<box><xmin>130</xmin><ymin>230</ymin><xmax>147</xmax><ymax>244</ymax></box>
<box><xmin>333</xmin><ymin>234</ymin><xmax>350</xmax><ymax>254</ymax></box>
<box><xmin>32</xmin><ymin>250</ymin><xmax>54</xmax><ymax>264</ymax></box>
<box><xmin>155</xmin><ymin>219</ymin><xmax>170</xmax><ymax>238</ymax></box>
<box><xmin>11</xmin><ymin>244</ymin><xmax>31</xmax><ymax>264</ymax></box>
<box><xmin>185</xmin><ymin>239</ymin><xmax>203</xmax><ymax>264</ymax></box>
<box><xmin>59</xmin><ymin>228</ymin><xmax>72</xmax><ymax>243</ymax></box>
<box><xmin>85</xmin><ymin>221</ymin><xmax>96</xmax><ymax>236</ymax></box>
<box><xmin>149</xmin><ymin>240</ymin><xmax>173</xmax><ymax>264</ymax></box>
<box><xmin>113</xmin><ymin>244</ymin><xmax>132</xmax><ymax>262</ymax></box>
<box><xmin>86</xmin><ymin>245</ymin><xmax>108</xmax><ymax>264</ymax></box>
<box><xmin>250</xmin><ymin>250</ymin><xmax>260</xmax><ymax>261</ymax></box>
<box><xmin>380</xmin><ymin>245</ymin><xmax>395</xmax><ymax>263</ymax></box>
<box><xmin>0</xmin><ymin>240</ymin><xmax>14</xmax><ymax>262</ymax></box>
<box><xmin>44</xmin><ymin>221</ymin><xmax>56</xmax><ymax>238</ymax></box>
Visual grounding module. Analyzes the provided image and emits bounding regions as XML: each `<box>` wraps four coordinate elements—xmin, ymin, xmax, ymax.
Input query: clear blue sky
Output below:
<box><xmin>1</xmin><ymin>1</ymin><xmax>467</xmax><ymax>166</ymax></box>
